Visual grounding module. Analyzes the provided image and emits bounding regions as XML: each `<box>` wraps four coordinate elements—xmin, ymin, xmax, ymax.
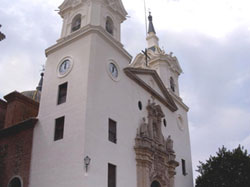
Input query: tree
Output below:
<box><xmin>196</xmin><ymin>145</ymin><xmax>250</xmax><ymax>187</ymax></box>
<box><xmin>0</xmin><ymin>25</ymin><xmax>6</xmax><ymax>41</ymax></box>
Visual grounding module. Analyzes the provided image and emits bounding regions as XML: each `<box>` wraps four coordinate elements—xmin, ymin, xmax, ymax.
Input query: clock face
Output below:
<box><xmin>59</xmin><ymin>59</ymin><xmax>71</xmax><ymax>75</ymax></box>
<box><xmin>109</xmin><ymin>63</ymin><xmax>118</xmax><ymax>78</ymax></box>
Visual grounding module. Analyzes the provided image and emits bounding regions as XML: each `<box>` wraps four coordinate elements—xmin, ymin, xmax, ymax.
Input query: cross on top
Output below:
<box><xmin>141</xmin><ymin>48</ymin><xmax>151</xmax><ymax>66</ymax></box>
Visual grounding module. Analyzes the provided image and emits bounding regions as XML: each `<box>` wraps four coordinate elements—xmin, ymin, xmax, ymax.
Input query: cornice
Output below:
<box><xmin>124</xmin><ymin>67</ymin><xmax>178</xmax><ymax>112</ymax></box>
<box><xmin>0</xmin><ymin>118</ymin><xmax>38</xmax><ymax>137</ymax></box>
<box><xmin>149</xmin><ymin>55</ymin><xmax>182</xmax><ymax>75</ymax></box>
<box><xmin>168</xmin><ymin>88</ymin><xmax>189</xmax><ymax>111</ymax></box>
<box><xmin>4</xmin><ymin>91</ymin><xmax>39</xmax><ymax>108</ymax></box>
<box><xmin>131</xmin><ymin>50</ymin><xmax>183</xmax><ymax>75</ymax></box>
<box><xmin>45</xmin><ymin>25</ymin><xmax>132</xmax><ymax>61</ymax></box>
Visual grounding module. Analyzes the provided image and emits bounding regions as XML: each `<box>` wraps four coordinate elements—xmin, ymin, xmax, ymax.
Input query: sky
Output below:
<box><xmin>1</xmin><ymin>0</ymin><xmax>250</xmax><ymax>181</ymax></box>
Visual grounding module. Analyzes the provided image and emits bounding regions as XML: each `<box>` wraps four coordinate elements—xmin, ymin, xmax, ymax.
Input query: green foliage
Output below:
<box><xmin>196</xmin><ymin>145</ymin><xmax>250</xmax><ymax>187</ymax></box>
<box><xmin>0</xmin><ymin>24</ymin><xmax>6</xmax><ymax>41</ymax></box>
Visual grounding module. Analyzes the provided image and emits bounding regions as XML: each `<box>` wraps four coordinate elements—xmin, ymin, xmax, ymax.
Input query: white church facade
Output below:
<box><xmin>25</xmin><ymin>0</ymin><xmax>192</xmax><ymax>186</ymax></box>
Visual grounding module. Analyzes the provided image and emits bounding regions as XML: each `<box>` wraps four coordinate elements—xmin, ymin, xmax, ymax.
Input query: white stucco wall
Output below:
<box><xmin>30</xmin><ymin>0</ymin><xmax>193</xmax><ymax>185</ymax></box>
<box><xmin>81</xmin><ymin>33</ymin><xmax>193</xmax><ymax>187</ymax></box>
<box><xmin>30</xmin><ymin>34</ymin><xmax>93</xmax><ymax>186</ymax></box>
<box><xmin>30</xmin><ymin>30</ymin><xmax>193</xmax><ymax>187</ymax></box>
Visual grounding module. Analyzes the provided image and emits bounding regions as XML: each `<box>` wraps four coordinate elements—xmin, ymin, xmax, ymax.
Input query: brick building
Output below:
<box><xmin>0</xmin><ymin>75</ymin><xmax>42</xmax><ymax>187</ymax></box>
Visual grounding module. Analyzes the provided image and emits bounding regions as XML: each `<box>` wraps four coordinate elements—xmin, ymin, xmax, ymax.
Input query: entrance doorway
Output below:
<box><xmin>151</xmin><ymin>180</ymin><xmax>161</xmax><ymax>187</ymax></box>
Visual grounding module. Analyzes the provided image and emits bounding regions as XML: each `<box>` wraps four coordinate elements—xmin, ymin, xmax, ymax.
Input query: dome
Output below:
<box><xmin>21</xmin><ymin>90</ymin><xmax>41</xmax><ymax>102</ymax></box>
<box><xmin>21</xmin><ymin>72</ymin><xmax>44</xmax><ymax>102</ymax></box>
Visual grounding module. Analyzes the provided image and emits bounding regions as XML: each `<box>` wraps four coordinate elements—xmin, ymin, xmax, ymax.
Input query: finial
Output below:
<box><xmin>148</xmin><ymin>11</ymin><xmax>152</xmax><ymax>21</ymax></box>
<box><xmin>148</xmin><ymin>11</ymin><xmax>156</xmax><ymax>34</ymax></box>
<box><xmin>36</xmin><ymin>66</ymin><xmax>45</xmax><ymax>92</ymax></box>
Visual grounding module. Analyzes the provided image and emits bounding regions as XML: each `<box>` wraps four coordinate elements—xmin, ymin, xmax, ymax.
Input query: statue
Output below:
<box><xmin>166</xmin><ymin>136</ymin><xmax>173</xmax><ymax>151</ymax></box>
<box><xmin>139</xmin><ymin>117</ymin><xmax>148</xmax><ymax>137</ymax></box>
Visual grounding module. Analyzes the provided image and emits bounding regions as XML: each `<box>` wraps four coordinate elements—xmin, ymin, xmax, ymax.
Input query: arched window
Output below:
<box><xmin>8</xmin><ymin>177</ymin><xmax>22</xmax><ymax>187</ymax></box>
<box><xmin>106</xmin><ymin>17</ymin><xmax>114</xmax><ymax>35</ymax></box>
<box><xmin>170</xmin><ymin>77</ymin><xmax>175</xmax><ymax>92</ymax></box>
<box><xmin>71</xmin><ymin>14</ymin><xmax>81</xmax><ymax>32</ymax></box>
<box><xmin>151</xmin><ymin>180</ymin><xmax>161</xmax><ymax>187</ymax></box>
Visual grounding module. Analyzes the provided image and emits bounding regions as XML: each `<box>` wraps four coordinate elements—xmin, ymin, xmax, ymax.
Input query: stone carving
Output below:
<box><xmin>139</xmin><ymin>118</ymin><xmax>148</xmax><ymax>138</ymax></box>
<box><xmin>166</xmin><ymin>136</ymin><xmax>173</xmax><ymax>151</ymax></box>
<box><xmin>135</xmin><ymin>100</ymin><xmax>179</xmax><ymax>187</ymax></box>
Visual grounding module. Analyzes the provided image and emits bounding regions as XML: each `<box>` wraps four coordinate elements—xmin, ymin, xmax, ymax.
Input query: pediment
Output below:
<box><xmin>131</xmin><ymin>51</ymin><xmax>183</xmax><ymax>75</ymax></box>
<box><xmin>124</xmin><ymin>67</ymin><xmax>178</xmax><ymax>112</ymax></box>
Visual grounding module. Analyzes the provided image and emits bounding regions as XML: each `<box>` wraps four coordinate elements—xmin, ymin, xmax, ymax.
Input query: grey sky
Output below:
<box><xmin>1</xmin><ymin>0</ymin><xmax>250</xmax><ymax>180</ymax></box>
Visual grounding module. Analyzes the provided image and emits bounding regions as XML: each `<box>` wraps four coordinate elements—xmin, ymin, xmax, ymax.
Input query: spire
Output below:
<box><xmin>148</xmin><ymin>12</ymin><xmax>156</xmax><ymax>34</ymax></box>
<box><xmin>146</xmin><ymin>12</ymin><xmax>159</xmax><ymax>49</ymax></box>
<box><xmin>36</xmin><ymin>72</ymin><xmax>44</xmax><ymax>92</ymax></box>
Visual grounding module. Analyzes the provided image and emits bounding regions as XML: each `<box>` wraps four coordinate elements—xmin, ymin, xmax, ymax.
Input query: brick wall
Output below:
<box><xmin>0</xmin><ymin>119</ymin><xmax>37</xmax><ymax>187</ymax></box>
<box><xmin>4</xmin><ymin>91</ymin><xmax>39</xmax><ymax>128</ymax></box>
<box><xmin>0</xmin><ymin>91</ymin><xmax>39</xmax><ymax>187</ymax></box>
<box><xmin>0</xmin><ymin>99</ymin><xmax>7</xmax><ymax>130</ymax></box>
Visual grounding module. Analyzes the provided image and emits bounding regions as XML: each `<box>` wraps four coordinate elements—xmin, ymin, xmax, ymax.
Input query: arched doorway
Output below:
<box><xmin>8</xmin><ymin>177</ymin><xmax>22</xmax><ymax>187</ymax></box>
<box><xmin>151</xmin><ymin>180</ymin><xmax>161</xmax><ymax>187</ymax></box>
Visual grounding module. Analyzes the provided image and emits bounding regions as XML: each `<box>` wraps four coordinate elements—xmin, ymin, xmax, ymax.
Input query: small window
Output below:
<box><xmin>151</xmin><ymin>181</ymin><xmax>161</xmax><ymax>187</ymax></box>
<box><xmin>108</xmin><ymin>118</ymin><xmax>117</xmax><ymax>143</ymax></box>
<box><xmin>106</xmin><ymin>17</ymin><xmax>114</xmax><ymax>35</ymax></box>
<box><xmin>8</xmin><ymin>177</ymin><xmax>22</xmax><ymax>187</ymax></box>
<box><xmin>181</xmin><ymin>159</ymin><xmax>187</xmax><ymax>176</ymax></box>
<box><xmin>170</xmin><ymin>77</ymin><xmax>175</xmax><ymax>92</ymax></box>
<box><xmin>71</xmin><ymin>14</ymin><xmax>81</xmax><ymax>32</ymax></box>
<box><xmin>163</xmin><ymin>119</ymin><xmax>167</xmax><ymax>127</ymax></box>
<box><xmin>108</xmin><ymin>163</ymin><xmax>116</xmax><ymax>187</ymax></box>
<box><xmin>54</xmin><ymin>116</ymin><xmax>65</xmax><ymax>141</ymax></box>
<box><xmin>57</xmin><ymin>82</ymin><xmax>68</xmax><ymax>105</ymax></box>
<box><xmin>138</xmin><ymin>101</ymin><xmax>142</xmax><ymax>110</ymax></box>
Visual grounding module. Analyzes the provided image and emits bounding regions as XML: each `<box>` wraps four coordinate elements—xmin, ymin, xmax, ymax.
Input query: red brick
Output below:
<box><xmin>0</xmin><ymin>99</ymin><xmax>7</xmax><ymax>130</ymax></box>
<box><xmin>4</xmin><ymin>91</ymin><xmax>39</xmax><ymax>128</ymax></box>
<box><xmin>0</xmin><ymin>119</ymin><xmax>37</xmax><ymax>187</ymax></box>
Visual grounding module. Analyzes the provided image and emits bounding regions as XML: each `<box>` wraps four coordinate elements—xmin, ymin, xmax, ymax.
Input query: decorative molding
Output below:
<box><xmin>168</xmin><ymin>88</ymin><xmax>189</xmax><ymax>112</ymax></box>
<box><xmin>124</xmin><ymin>67</ymin><xmax>178</xmax><ymax>112</ymax></box>
<box><xmin>59</xmin><ymin>0</ymin><xmax>85</xmax><ymax>16</ymax></box>
<box><xmin>135</xmin><ymin>100</ymin><xmax>179</xmax><ymax>187</ymax></box>
<box><xmin>46</xmin><ymin>25</ymin><xmax>132</xmax><ymax>61</ymax></box>
<box><xmin>107</xmin><ymin>0</ymin><xmax>128</xmax><ymax>20</ymax></box>
<box><xmin>130</xmin><ymin>49</ymin><xmax>183</xmax><ymax>76</ymax></box>
<box><xmin>0</xmin><ymin>118</ymin><xmax>37</xmax><ymax>137</ymax></box>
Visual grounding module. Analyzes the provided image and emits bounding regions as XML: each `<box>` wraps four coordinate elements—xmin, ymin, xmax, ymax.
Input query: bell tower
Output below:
<box><xmin>130</xmin><ymin>12</ymin><xmax>193</xmax><ymax>187</ymax></box>
<box><xmin>132</xmin><ymin>13</ymin><xmax>182</xmax><ymax>96</ymax></box>
<box><xmin>58</xmin><ymin>0</ymin><xmax>127</xmax><ymax>42</ymax></box>
<box><xmin>30</xmin><ymin>0</ymin><xmax>132</xmax><ymax>186</ymax></box>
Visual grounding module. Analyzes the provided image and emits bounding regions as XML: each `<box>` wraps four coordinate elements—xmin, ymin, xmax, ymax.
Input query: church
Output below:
<box><xmin>0</xmin><ymin>0</ymin><xmax>193</xmax><ymax>187</ymax></box>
